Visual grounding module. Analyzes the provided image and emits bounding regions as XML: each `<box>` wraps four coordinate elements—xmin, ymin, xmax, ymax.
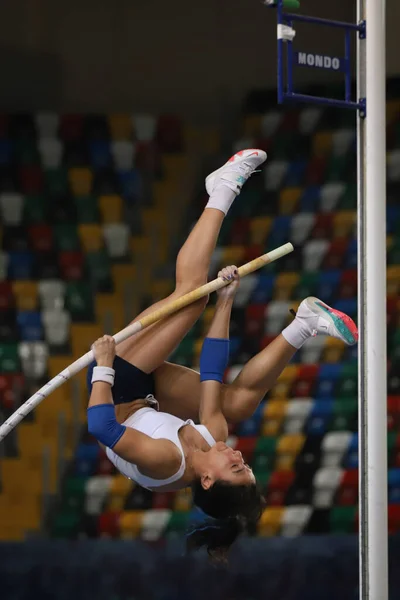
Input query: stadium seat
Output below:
<box><xmin>38</xmin><ymin>138</ymin><xmax>63</xmax><ymax>168</ymax></box>
<box><xmin>13</xmin><ymin>282</ymin><xmax>38</xmax><ymax>311</ymax></box>
<box><xmin>78</xmin><ymin>224</ymin><xmax>103</xmax><ymax>253</ymax></box>
<box><xmin>69</xmin><ymin>168</ymin><xmax>93</xmax><ymax>196</ymax></box>
<box><xmin>42</xmin><ymin>309</ymin><xmax>70</xmax><ymax>346</ymax></box>
<box><xmin>65</xmin><ymin>281</ymin><xmax>94</xmax><ymax>321</ymax></box>
<box><xmin>35</xmin><ymin>112</ymin><xmax>59</xmax><ymax>137</ymax></box>
<box><xmin>313</xmin><ymin>467</ymin><xmax>343</xmax><ymax>508</ymax></box>
<box><xmin>98</xmin><ymin>194</ymin><xmax>123</xmax><ymax>224</ymax></box>
<box><xmin>75</xmin><ymin>195</ymin><xmax>99</xmax><ymax>224</ymax></box>
<box><xmin>28</xmin><ymin>224</ymin><xmax>54</xmax><ymax>253</ymax></box>
<box><xmin>18</xmin><ymin>341</ymin><xmax>48</xmax><ymax>379</ymax></box>
<box><xmin>0</xmin><ymin>192</ymin><xmax>24</xmax><ymax>225</ymax></box>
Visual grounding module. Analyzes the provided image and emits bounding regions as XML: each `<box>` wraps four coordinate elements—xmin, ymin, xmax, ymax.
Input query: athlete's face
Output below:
<box><xmin>201</xmin><ymin>441</ymin><xmax>255</xmax><ymax>489</ymax></box>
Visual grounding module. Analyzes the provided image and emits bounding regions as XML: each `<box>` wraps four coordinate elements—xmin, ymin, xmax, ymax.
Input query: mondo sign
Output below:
<box><xmin>295</xmin><ymin>52</ymin><xmax>345</xmax><ymax>72</ymax></box>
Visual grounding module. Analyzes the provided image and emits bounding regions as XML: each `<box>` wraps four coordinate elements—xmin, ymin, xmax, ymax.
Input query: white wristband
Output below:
<box><xmin>91</xmin><ymin>366</ymin><xmax>115</xmax><ymax>387</ymax></box>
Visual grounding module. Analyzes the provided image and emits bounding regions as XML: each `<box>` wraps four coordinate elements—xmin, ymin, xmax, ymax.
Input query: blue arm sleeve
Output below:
<box><xmin>199</xmin><ymin>337</ymin><xmax>230</xmax><ymax>383</ymax></box>
<box><xmin>87</xmin><ymin>404</ymin><xmax>126</xmax><ymax>449</ymax></box>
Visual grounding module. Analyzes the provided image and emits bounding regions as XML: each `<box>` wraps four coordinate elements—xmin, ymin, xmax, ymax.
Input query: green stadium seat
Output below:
<box><xmin>55</xmin><ymin>224</ymin><xmax>80</xmax><ymax>252</ymax></box>
<box><xmin>295</xmin><ymin>272</ymin><xmax>318</xmax><ymax>299</ymax></box>
<box><xmin>14</xmin><ymin>139</ymin><xmax>40</xmax><ymax>165</ymax></box>
<box><xmin>336</xmin><ymin>362</ymin><xmax>358</xmax><ymax>397</ymax></box>
<box><xmin>388</xmin><ymin>240</ymin><xmax>400</xmax><ymax>265</ymax></box>
<box><xmin>51</xmin><ymin>509</ymin><xmax>81</xmax><ymax>539</ymax></box>
<box><xmin>171</xmin><ymin>335</ymin><xmax>196</xmax><ymax>367</ymax></box>
<box><xmin>65</xmin><ymin>281</ymin><xmax>94</xmax><ymax>321</ymax></box>
<box><xmin>0</xmin><ymin>343</ymin><xmax>20</xmax><ymax>372</ymax></box>
<box><xmin>24</xmin><ymin>194</ymin><xmax>49</xmax><ymax>223</ymax></box>
<box><xmin>63</xmin><ymin>476</ymin><xmax>87</xmax><ymax>511</ymax></box>
<box><xmin>330</xmin><ymin>397</ymin><xmax>357</xmax><ymax>432</ymax></box>
<box><xmin>330</xmin><ymin>506</ymin><xmax>356</xmax><ymax>533</ymax></box>
<box><xmin>165</xmin><ymin>511</ymin><xmax>189</xmax><ymax>534</ymax></box>
<box><xmin>86</xmin><ymin>249</ymin><xmax>112</xmax><ymax>290</ymax></box>
<box><xmin>45</xmin><ymin>167</ymin><xmax>69</xmax><ymax>196</ymax></box>
<box><xmin>325</xmin><ymin>155</ymin><xmax>347</xmax><ymax>182</ymax></box>
<box><xmin>75</xmin><ymin>195</ymin><xmax>99</xmax><ymax>224</ymax></box>
<box><xmin>338</xmin><ymin>182</ymin><xmax>357</xmax><ymax>209</ymax></box>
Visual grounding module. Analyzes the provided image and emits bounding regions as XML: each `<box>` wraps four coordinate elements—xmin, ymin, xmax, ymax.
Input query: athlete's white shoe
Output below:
<box><xmin>295</xmin><ymin>296</ymin><xmax>359</xmax><ymax>346</ymax></box>
<box><xmin>205</xmin><ymin>149</ymin><xmax>267</xmax><ymax>196</ymax></box>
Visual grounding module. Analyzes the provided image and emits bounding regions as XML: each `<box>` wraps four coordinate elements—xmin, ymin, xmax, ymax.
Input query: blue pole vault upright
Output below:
<box><xmin>267</xmin><ymin>2</ymin><xmax>388</xmax><ymax>600</ymax></box>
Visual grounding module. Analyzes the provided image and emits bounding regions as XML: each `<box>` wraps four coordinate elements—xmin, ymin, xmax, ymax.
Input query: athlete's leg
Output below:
<box><xmin>154</xmin><ymin>297</ymin><xmax>358</xmax><ymax>422</ymax></box>
<box><xmin>117</xmin><ymin>150</ymin><xmax>267</xmax><ymax>374</ymax></box>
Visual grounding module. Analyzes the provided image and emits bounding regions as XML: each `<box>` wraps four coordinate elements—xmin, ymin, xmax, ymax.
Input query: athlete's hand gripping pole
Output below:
<box><xmin>0</xmin><ymin>242</ymin><xmax>294</xmax><ymax>441</ymax></box>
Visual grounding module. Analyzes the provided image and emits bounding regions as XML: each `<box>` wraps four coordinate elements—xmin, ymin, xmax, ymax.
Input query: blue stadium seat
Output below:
<box><xmin>7</xmin><ymin>251</ymin><xmax>34</xmax><ymax>280</ymax></box>
<box><xmin>74</xmin><ymin>443</ymin><xmax>101</xmax><ymax>477</ymax></box>
<box><xmin>346</xmin><ymin>238</ymin><xmax>358</xmax><ymax>268</ymax></box>
<box><xmin>269</xmin><ymin>216</ymin><xmax>291</xmax><ymax>247</ymax></box>
<box><xmin>250</xmin><ymin>273</ymin><xmax>275</xmax><ymax>304</ymax></box>
<box><xmin>236</xmin><ymin>404</ymin><xmax>264</xmax><ymax>437</ymax></box>
<box><xmin>117</xmin><ymin>169</ymin><xmax>143</xmax><ymax>203</ymax></box>
<box><xmin>333</xmin><ymin>298</ymin><xmax>357</xmax><ymax>318</ymax></box>
<box><xmin>0</xmin><ymin>139</ymin><xmax>12</xmax><ymax>165</ymax></box>
<box><xmin>343</xmin><ymin>433</ymin><xmax>358</xmax><ymax>468</ymax></box>
<box><xmin>388</xmin><ymin>468</ymin><xmax>400</xmax><ymax>503</ymax></box>
<box><xmin>89</xmin><ymin>141</ymin><xmax>112</xmax><ymax>169</ymax></box>
<box><xmin>387</xmin><ymin>206</ymin><xmax>400</xmax><ymax>234</ymax></box>
<box><xmin>306</xmin><ymin>399</ymin><xmax>334</xmax><ymax>435</ymax></box>
<box><xmin>16</xmin><ymin>310</ymin><xmax>43</xmax><ymax>341</ymax></box>
<box><xmin>316</xmin><ymin>270</ymin><xmax>341</xmax><ymax>303</ymax></box>
<box><xmin>300</xmin><ymin>186</ymin><xmax>320</xmax><ymax>212</ymax></box>
<box><xmin>285</xmin><ymin>160</ymin><xmax>307</xmax><ymax>186</ymax></box>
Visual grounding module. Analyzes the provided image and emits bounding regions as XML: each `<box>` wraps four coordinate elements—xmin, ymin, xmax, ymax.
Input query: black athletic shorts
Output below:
<box><xmin>87</xmin><ymin>356</ymin><xmax>155</xmax><ymax>405</ymax></box>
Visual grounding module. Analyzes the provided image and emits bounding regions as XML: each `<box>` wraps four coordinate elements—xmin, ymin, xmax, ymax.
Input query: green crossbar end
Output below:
<box><xmin>265</xmin><ymin>0</ymin><xmax>300</xmax><ymax>8</ymax></box>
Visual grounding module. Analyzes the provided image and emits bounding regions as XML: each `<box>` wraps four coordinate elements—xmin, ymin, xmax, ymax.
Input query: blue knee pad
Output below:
<box><xmin>200</xmin><ymin>337</ymin><xmax>230</xmax><ymax>383</ymax></box>
<box><xmin>87</xmin><ymin>404</ymin><xmax>126</xmax><ymax>449</ymax></box>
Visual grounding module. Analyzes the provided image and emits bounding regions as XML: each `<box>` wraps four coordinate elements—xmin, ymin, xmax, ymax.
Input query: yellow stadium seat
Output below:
<box><xmin>99</xmin><ymin>195</ymin><xmax>123</xmax><ymax>224</ymax></box>
<box><xmin>262</xmin><ymin>399</ymin><xmax>287</xmax><ymax>436</ymax></box>
<box><xmin>258</xmin><ymin>507</ymin><xmax>284</xmax><ymax>536</ymax></box>
<box><xmin>274</xmin><ymin>273</ymin><xmax>300</xmax><ymax>297</ymax></box>
<box><xmin>174</xmin><ymin>488</ymin><xmax>192</xmax><ymax>512</ymax></box>
<box><xmin>313</xmin><ymin>131</ymin><xmax>332</xmax><ymax>156</ymax></box>
<box><xmin>78</xmin><ymin>224</ymin><xmax>103</xmax><ymax>252</ymax></box>
<box><xmin>242</xmin><ymin>115</ymin><xmax>262</xmax><ymax>138</ymax></box>
<box><xmin>119</xmin><ymin>510</ymin><xmax>145</xmax><ymax>539</ymax></box>
<box><xmin>162</xmin><ymin>155</ymin><xmax>187</xmax><ymax>181</ymax></box>
<box><xmin>333</xmin><ymin>211</ymin><xmax>356</xmax><ymax>237</ymax></box>
<box><xmin>269</xmin><ymin>377</ymin><xmax>292</xmax><ymax>398</ymax></box>
<box><xmin>279</xmin><ymin>188</ymin><xmax>301</xmax><ymax>215</ymax></box>
<box><xmin>250</xmin><ymin>217</ymin><xmax>272</xmax><ymax>245</ymax></box>
<box><xmin>96</xmin><ymin>292</ymin><xmax>125</xmax><ymax>334</ymax></box>
<box><xmin>70</xmin><ymin>323</ymin><xmax>103</xmax><ymax>358</ymax></box>
<box><xmin>109</xmin><ymin>474</ymin><xmax>134</xmax><ymax>507</ymax></box>
<box><xmin>276</xmin><ymin>433</ymin><xmax>305</xmax><ymax>470</ymax></box>
<box><xmin>69</xmin><ymin>167</ymin><xmax>93</xmax><ymax>196</ymax></box>
<box><xmin>12</xmin><ymin>281</ymin><xmax>38</xmax><ymax>310</ymax></box>
<box><xmin>221</xmin><ymin>246</ymin><xmax>245</xmax><ymax>266</ymax></box>
<box><xmin>387</xmin><ymin>266</ymin><xmax>400</xmax><ymax>296</ymax></box>
<box><xmin>322</xmin><ymin>337</ymin><xmax>346</xmax><ymax>363</ymax></box>
<box><xmin>276</xmin><ymin>364</ymin><xmax>299</xmax><ymax>384</ymax></box>
<box><xmin>109</xmin><ymin>114</ymin><xmax>133</xmax><ymax>139</ymax></box>
<box><xmin>151</xmin><ymin>279</ymin><xmax>174</xmax><ymax>302</ymax></box>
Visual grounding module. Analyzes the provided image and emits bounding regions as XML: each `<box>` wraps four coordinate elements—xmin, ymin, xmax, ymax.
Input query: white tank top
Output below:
<box><xmin>105</xmin><ymin>407</ymin><xmax>216</xmax><ymax>490</ymax></box>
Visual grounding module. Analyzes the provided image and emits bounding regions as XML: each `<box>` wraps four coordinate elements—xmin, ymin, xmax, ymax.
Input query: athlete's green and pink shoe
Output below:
<box><xmin>297</xmin><ymin>296</ymin><xmax>359</xmax><ymax>346</ymax></box>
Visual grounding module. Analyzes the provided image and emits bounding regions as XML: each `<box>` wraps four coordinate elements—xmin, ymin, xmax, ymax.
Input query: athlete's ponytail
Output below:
<box><xmin>188</xmin><ymin>479</ymin><xmax>265</xmax><ymax>563</ymax></box>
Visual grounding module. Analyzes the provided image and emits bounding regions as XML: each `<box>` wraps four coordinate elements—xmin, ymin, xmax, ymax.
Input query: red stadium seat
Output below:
<box><xmin>28</xmin><ymin>224</ymin><xmax>54</xmax><ymax>253</ymax></box>
<box><xmin>339</xmin><ymin>269</ymin><xmax>357</xmax><ymax>299</ymax></box>
<box><xmin>156</xmin><ymin>114</ymin><xmax>183</xmax><ymax>153</ymax></box>
<box><xmin>152</xmin><ymin>493</ymin><xmax>172</xmax><ymax>510</ymax></box>
<box><xmin>388</xmin><ymin>505</ymin><xmax>400</xmax><ymax>534</ymax></box>
<box><xmin>311</xmin><ymin>213</ymin><xmax>333</xmax><ymax>239</ymax></box>
<box><xmin>59</xmin><ymin>251</ymin><xmax>84</xmax><ymax>281</ymax></box>
<box><xmin>336</xmin><ymin>469</ymin><xmax>358</xmax><ymax>506</ymax></box>
<box><xmin>387</xmin><ymin>396</ymin><xmax>400</xmax><ymax>432</ymax></box>
<box><xmin>243</xmin><ymin>244</ymin><xmax>265</xmax><ymax>263</ymax></box>
<box><xmin>0</xmin><ymin>282</ymin><xmax>14</xmax><ymax>311</ymax></box>
<box><xmin>305</xmin><ymin>156</ymin><xmax>327</xmax><ymax>185</ymax></box>
<box><xmin>0</xmin><ymin>373</ymin><xmax>25</xmax><ymax>410</ymax></box>
<box><xmin>97</xmin><ymin>510</ymin><xmax>121</xmax><ymax>537</ymax></box>
<box><xmin>231</xmin><ymin>219</ymin><xmax>250</xmax><ymax>245</ymax></box>
<box><xmin>96</xmin><ymin>449</ymin><xmax>115</xmax><ymax>476</ymax></box>
<box><xmin>266</xmin><ymin>470</ymin><xmax>295</xmax><ymax>506</ymax></box>
<box><xmin>323</xmin><ymin>238</ymin><xmax>349</xmax><ymax>270</ymax></box>
<box><xmin>19</xmin><ymin>166</ymin><xmax>44</xmax><ymax>194</ymax></box>
<box><xmin>59</xmin><ymin>114</ymin><xmax>84</xmax><ymax>141</ymax></box>
<box><xmin>235</xmin><ymin>437</ymin><xmax>257</xmax><ymax>464</ymax></box>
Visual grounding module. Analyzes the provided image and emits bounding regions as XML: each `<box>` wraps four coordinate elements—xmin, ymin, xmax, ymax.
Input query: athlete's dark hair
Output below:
<box><xmin>187</xmin><ymin>480</ymin><xmax>265</xmax><ymax>563</ymax></box>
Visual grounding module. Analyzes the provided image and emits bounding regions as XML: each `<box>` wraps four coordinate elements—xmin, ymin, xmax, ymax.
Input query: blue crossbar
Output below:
<box><xmin>272</xmin><ymin>0</ymin><xmax>366</xmax><ymax>115</ymax></box>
